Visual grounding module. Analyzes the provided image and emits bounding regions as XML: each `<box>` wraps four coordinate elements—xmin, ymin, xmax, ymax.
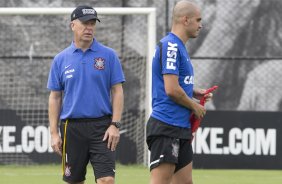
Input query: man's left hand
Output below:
<box><xmin>103</xmin><ymin>125</ymin><xmax>120</xmax><ymax>151</ymax></box>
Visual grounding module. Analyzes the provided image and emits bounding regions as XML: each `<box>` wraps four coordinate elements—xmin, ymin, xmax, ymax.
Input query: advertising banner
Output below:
<box><xmin>1</xmin><ymin>109</ymin><xmax>281</xmax><ymax>169</ymax></box>
<box><xmin>0</xmin><ymin>109</ymin><xmax>57</xmax><ymax>164</ymax></box>
<box><xmin>193</xmin><ymin>111</ymin><xmax>282</xmax><ymax>169</ymax></box>
<box><xmin>0</xmin><ymin>109</ymin><xmax>135</xmax><ymax>164</ymax></box>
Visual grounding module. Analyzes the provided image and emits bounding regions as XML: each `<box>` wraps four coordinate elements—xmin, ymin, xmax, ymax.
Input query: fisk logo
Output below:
<box><xmin>166</xmin><ymin>42</ymin><xmax>177</xmax><ymax>70</ymax></box>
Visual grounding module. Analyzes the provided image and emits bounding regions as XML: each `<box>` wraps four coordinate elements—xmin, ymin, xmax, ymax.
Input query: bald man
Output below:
<box><xmin>146</xmin><ymin>1</ymin><xmax>213</xmax><ymax>184</ymax></box>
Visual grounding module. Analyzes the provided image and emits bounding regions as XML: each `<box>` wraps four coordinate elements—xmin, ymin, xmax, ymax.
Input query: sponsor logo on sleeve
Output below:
<box><xmin>166</xmin><ymin>42</ymin><xmax>178</xmax><ymax>70</ymax></box>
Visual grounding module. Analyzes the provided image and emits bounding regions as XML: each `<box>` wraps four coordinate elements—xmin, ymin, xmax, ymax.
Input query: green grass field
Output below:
<box><xmin>0</xmin><ymin>164</ymin><xmax>281</xmax><ymax>184</ymax></box>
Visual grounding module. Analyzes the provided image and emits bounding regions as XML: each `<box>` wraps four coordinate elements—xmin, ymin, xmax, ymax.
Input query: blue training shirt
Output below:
<box><xmin>151</xmin><ymin>32</ymin><xmax>194</xmax><ymax>128</ymax></box>
<box><xmin>47</xmin><ymin>39</ymin><xmax>125</xmax><ymax>120</ymax></box>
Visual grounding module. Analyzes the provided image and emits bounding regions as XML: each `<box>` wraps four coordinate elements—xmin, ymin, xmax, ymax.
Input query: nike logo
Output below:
<box><xmin>65</xmin><ymin>65</ymin><xmax>71</xmax><ymax>69</ymax></box>
<box><xmin>113</xmin><ymin>169</ymin><xmax>116</xmax><ymax>173</ymax></box>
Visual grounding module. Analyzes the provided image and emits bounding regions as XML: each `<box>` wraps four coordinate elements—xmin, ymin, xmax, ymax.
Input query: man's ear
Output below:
<box><xmin>183</xmin><ymin>16</ymin><xmax>190</xmax><ymax>25</ymax></box>
<box><xmin>70</xmin><ymin>22</ymin><xmax>74</xmax><ymax>31</ymax></box>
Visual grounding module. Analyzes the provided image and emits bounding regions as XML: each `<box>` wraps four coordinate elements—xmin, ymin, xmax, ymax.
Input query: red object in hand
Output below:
<box><xmin>190</xmin><ymin>86</ymin><xmax>218</xmax><ymax>141</ymax></box>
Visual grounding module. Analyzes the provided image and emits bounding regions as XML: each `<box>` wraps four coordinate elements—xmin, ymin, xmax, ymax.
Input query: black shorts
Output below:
<box><xmin>146</xmin><ymin>117</ymin><xmax>193</xmax><ymax>172</ymax></box>
<box><xmin>60</xmin><ymin>116</ymin><xmax>115</xmax><ymax>183</ymax></box>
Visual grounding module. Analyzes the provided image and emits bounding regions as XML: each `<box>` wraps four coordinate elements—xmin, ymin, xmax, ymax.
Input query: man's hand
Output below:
<box><xmin>193</xmin><ymin>88</ymin><xmax>213</xmax><ymax>102</ymax></box>
<box><xmin>193</xmin><ymin>86</ymin><xmax>217</xmax><ymax>102</ymax></box>
<box><xmin>51</xmin><ymin>133</ymin><xmax>62</xmax><ymax>156</ymax></box>
<box><xmin>103</xmin><ymin>125</ymin><xmax>120</xmax><ymax>151</ymax></box>
<box><xmin>192</xmin><ymin>102</ymin><xmax>206</xmax><ymax>119</ymax></box>
<box><xmin>204</xmin><ymin>92</ymin><xmax>213</xmax><ymax>102</ymax></box>
<box><xmin>193</xmin><ymin>88</ymin><xmax>206</xmax><ymax>100</ymax></box>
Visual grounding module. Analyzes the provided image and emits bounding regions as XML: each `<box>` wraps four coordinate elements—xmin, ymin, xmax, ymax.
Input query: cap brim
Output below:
<box><xmin>78</xmin><ymin>15</ymin><xmax>100</xmax><ymax>22</ymax></box>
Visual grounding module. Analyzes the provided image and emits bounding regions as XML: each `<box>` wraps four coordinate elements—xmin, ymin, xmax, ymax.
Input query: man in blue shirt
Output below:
<box><xmin>146</xmin><ymin>1</ymin><xmax>213</xmax><ymax>184</ymax></box>
<box><xmin>47</xmin><ymin>5</ymin><xmax>125</xmax><ymax>184</ymax></box>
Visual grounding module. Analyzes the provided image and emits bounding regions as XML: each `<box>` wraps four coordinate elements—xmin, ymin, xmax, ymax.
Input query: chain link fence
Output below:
<box><xmin>156</xmin><ymin>0</ymin><xmax>282</xmax><ymax>111</ymax></box>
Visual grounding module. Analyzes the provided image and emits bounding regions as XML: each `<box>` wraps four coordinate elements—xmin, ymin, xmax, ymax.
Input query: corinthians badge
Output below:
<box><xmin>65</xmin><ymin>165</ymin><xmax>71</xmax><ymax>177</ymax></box>
<box><xmin>94</xmin><ymin>57</ymin><xmax>105</xmax><ymax>70</ymax></box>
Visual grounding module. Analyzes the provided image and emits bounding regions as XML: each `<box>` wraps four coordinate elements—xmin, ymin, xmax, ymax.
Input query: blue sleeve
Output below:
<box><xmin>47</xmin><ymin>56</ymin><xmax>63</xmax><ymax>91</ymax></box>
<box><xmin>161</xmin><ymin>41</ymin><xmax>180</xmax><ymax>76</ymax></box>
<box><xmin>110</xmin><ymin>51</ymin><xmax>125</xmax><ymax>86</ymax></box>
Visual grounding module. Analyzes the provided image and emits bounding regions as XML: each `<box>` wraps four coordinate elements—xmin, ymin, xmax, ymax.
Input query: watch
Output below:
<box><xmin>110</xmin><ymin>121</ymin><xmax>121</xmax><ymax>129</ymax></box>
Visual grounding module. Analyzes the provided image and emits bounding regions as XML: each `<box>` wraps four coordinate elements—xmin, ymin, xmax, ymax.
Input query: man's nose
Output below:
<box><xmin>86</xmin><ymin>24</ymin><xmax>93</xmax><ymax>29</ymax></box>
<box><xmin>199</xmin><ymin>23</ymin><xmax>203</xmax><ymax>29</ymax></box>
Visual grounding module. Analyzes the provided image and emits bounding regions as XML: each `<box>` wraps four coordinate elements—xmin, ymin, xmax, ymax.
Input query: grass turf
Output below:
<box><xmin>0</xmin><ymin>164</ymin><xmax>281</xmax><ymax>184</ymax></box>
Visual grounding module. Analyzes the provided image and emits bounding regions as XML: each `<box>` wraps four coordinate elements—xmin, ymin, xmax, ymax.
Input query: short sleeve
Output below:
<box><xmin>161</xmin><ymin>41</ymin><xmax>180</xmax><ymax>76</ymax></box>
<box><xmin>110</xmin><ymin>51</ymin><xmax>125</xmax><ymax>86</ymax></box>
<box><xmin>47</xmin><ymin>56</ymin><xmax>63</xmax><ymax>91</ymax></box>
